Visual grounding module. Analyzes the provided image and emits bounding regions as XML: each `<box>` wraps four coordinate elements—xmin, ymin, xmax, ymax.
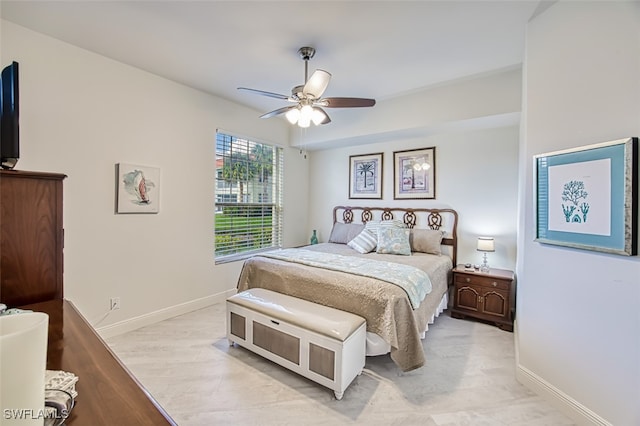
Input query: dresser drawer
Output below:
<box><xmin>454</xmin><ymin>273</ymin><xmax>510</xmax><ymax>291</ymax></box>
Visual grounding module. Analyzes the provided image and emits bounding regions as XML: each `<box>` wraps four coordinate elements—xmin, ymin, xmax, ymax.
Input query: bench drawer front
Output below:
<box><xmin>309</xmin><ymin>343</ymin><xmax>335</xmax><ymax>381</ymax></box>
<box><xmin>253</xmin><ymin>321</ymin><xmax>300</xmax><ymax>365</ymax></box>
<box><xmin>230</xmin><ymin>312</ymin><xmax>246</xmax><ymax>340</ymax></box>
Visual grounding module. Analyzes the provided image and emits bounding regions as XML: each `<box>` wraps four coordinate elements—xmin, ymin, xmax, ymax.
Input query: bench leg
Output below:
<box><xmin>334</xmin><ymin>390</ymin><xmax>344</xmax><ymax>400</ymax></box>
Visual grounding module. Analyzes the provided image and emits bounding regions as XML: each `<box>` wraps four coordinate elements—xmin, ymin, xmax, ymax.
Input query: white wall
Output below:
<box><xmin>518</xmin><ymin>3</ymin><xmax>640</xmax><ymax>425</ymax></box>
<box><xmin>293</xmin><ymin>67</ymin><xmax>522</xmax><ymax>150</ymax></box>
<box><xmin>1</xmin><ymin>21</ymin><xmax>310</xmax><ymax>333</ymax></box>
<box><xmin>307</xmin><ymin>77</ymin><xmax>521</xmax><ymax>270</ymax></box>
<box><xmin>302</xmin><ymin>68</ymin><xmax>523</xmax><ymax>272</ymax></box>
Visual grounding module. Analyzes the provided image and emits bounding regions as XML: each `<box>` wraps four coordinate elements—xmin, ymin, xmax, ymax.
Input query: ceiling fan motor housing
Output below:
<box><xmin>291</xmin><ymin>85</ymin><xmax>305</xmax><ymax>100</ymax></box>
<box><xmin>298</xmin><ymin>46</ymin><xmax>315</xmax><ymax>61</ymax></box>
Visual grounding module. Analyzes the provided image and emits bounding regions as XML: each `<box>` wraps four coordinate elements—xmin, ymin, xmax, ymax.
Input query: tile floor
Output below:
<box><xmin>107</xmin><ymin>304</ymin><xmax>575</xmax><ymax>425</ymax></box>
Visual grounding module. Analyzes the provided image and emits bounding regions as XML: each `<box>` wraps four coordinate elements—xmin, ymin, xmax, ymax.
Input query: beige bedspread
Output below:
<box><xmin>236</xmin><ymin>243</ymin><xmax>452</xmax><ymax>371</ymax></box>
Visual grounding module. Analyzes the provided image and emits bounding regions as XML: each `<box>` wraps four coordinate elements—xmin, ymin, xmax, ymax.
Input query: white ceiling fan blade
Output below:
<box><xmin>303</xmin><ymin>69</ymin><xmax>331</xmax><ymax>99</ymax></box>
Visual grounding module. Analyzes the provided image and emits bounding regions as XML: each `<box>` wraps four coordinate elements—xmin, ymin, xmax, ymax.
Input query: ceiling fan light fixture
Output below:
<box><xmin>285</xmin><ymin>107</ymin><xmax>300</xmax><ymax>124</ymax></box>
<box><xmin>298</xmin><ymin>115</ymin><xmax>311</xmax><ymax>128</ymax></box>
<box><xmin>297</xmin><ymin>104</ymin><xmax>313</xmax><ymax>127</ymax></box>
<box><xmin>300</xmin><ymin>104</ymin><xmax>313</xmax><ymax>118</ymax></box>
<box><xmin>311</xmin><ymin>107</ymin><xmax>329</xmax><ymax>125</ymax></box>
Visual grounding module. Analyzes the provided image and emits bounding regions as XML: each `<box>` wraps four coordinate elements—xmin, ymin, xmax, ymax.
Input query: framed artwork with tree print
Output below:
<box><xmin>349</xmin><ymin>153</ymin><xmax>383</xmax><ymax>199</ymax></box>
<box><xmin>393</xmin><ymin>147</ymin><xmax>436</xmax><ymax>199</ymax></box>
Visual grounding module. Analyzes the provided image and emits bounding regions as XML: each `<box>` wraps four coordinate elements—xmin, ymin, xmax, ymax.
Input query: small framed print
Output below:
<box><xmin>116</xmin><ymin>163</ymin><xmax>160</xmax><ymax>214</ymax></box>
<box><xmin>349</xmin><ymin>153</ymin><xmax>383</xmax><ymax>199</ymax></box>
<box><xmin>534</xmin><ymin>137</ymin><xmax>638</xmax><ymax>256</ymax></box>
<box><xmin>393</xmin><ymin>147</ymin><xmax>436</xmax><ymax>199</ymax></box>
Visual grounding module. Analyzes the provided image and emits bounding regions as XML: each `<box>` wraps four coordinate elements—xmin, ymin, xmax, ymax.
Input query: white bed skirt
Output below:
<box><xmin>365</xmin><ymin>292</ymin><xmax>448</xmax><ymax>356</ymax></box>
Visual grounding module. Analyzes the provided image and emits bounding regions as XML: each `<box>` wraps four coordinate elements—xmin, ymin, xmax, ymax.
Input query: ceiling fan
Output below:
<box><xmin>238</xmin><ymin>47</ymin><xmax>376</xmax><ymax>127</ymax></box>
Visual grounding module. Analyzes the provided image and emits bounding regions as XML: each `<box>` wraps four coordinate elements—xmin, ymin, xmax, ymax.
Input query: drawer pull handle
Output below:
<box><xmin>465</xmin><ymin>278</ymin><xmax>471</xmax><ymax>282</ymax></box>
<box><xmin>492</xmin><ymin>282</ymin><xmax>497</xmax><ymax>287</ymax></box>
<box><xmin>270</xmin><ymin>320</ymin><xmax>280</xmax><ymax>325</ymax></box>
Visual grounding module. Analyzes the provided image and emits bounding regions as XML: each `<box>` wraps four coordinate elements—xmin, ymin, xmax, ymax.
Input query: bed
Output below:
<box><xmin>236</xmin><ymin>206</ymin><xmax>458</xmax><ymax>372</ymax></box>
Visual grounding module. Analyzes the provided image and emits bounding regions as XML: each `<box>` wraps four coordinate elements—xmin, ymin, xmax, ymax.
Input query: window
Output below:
<box><xmin>215</xmin><ymin>131</ymin><xmax>283</xmax><ymax>262</ymax></box>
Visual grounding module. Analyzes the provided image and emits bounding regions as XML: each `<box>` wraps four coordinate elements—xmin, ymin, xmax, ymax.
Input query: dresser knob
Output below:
<box><xmin>465</xmin><ymin>277</ymin><xmax>471</xmax><ymax>283</ymax></box>
<box><xmin>492</xmin><ymin>282</ymin><xmax>497</xmax><ymax>287</ymax></box>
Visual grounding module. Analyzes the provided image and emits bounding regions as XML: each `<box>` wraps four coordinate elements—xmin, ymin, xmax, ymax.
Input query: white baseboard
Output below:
<box><xmin>516</xmin><ymin>363</ymin><xmax>612</xmax><ymax>426</ymax></box>
<box><xmin>96</xmin><ymin>289</ymin><xmax>236</xmax><ymax>339</ymax></box>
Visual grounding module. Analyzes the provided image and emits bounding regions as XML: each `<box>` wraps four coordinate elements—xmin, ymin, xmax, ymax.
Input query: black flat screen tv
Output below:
<box><xmin>1</xmin><ymin>61</ymin><xmax>19</xmax><ymax>169</ymax></box>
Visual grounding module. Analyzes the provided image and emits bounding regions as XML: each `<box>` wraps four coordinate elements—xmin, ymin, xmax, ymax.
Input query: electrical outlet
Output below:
<box><xmin>110</xmin><ymin>297</ymin><xmax>120</xmax><ymax>311</ymax></box>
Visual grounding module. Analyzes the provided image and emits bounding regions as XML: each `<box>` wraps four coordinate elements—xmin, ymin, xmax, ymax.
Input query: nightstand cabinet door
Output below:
<box><xmin>455</xmin><ymin>286</ymin><xmax>481</xmax><ymax>312</ymax></box>
<box><xmin>481</xmin><ymin>289</ymin><xmax>508</xmax><ymax>317</ymax></box>
<box><xmin>451</xmin><ymin>266</ymin><xmax>514</xmax><ymax>331</ymax></box>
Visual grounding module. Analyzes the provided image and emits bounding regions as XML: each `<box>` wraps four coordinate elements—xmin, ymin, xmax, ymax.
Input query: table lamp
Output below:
<box><xmin>477</xmin><ymin>237</ymin><xmax>495</xmax><ymax>273</ymax></box>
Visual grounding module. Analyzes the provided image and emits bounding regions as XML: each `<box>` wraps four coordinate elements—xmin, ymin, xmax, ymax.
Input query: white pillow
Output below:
<box><xmin>347</xmin><ymin>229</ymin><xmax>377</xmax><ymax>253</ymax></box>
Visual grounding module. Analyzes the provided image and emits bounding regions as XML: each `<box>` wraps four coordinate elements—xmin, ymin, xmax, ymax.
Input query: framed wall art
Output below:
<box><xmin>349</xmin><ymin>152</ymin><xmax>383</xmax><ymax>199</ymax></box>
<box><xmin>534</xmin><ymin>137</ymin><xmax>638</xmax><ymax>256</ymax></box>
<box><xmin>116</xmin><ymin>163</ymin><xmax>160</xmax><ymax>214</ymax></box>
<box><xmin>393</xmin><ymin>147</ymin><xmax>436</xmax><ymax>199</ymax></box>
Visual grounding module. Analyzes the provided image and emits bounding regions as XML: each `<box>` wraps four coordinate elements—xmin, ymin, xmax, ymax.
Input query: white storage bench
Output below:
<box><xmin>226</xmin><ymin>288</ymin><xmax>366</xmax><ymax>400</ymax></box>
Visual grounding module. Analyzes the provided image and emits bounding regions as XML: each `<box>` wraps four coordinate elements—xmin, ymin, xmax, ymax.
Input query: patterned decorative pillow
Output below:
<box><xmin>347</xmin><ymin>229</ymin><xmax>377</xmax><ymax>253</ymax></box>
<box><xmin>365</xmin><ymin>219</ymin><xmax>405</xmax><ymax>236</ymax></box>
<box><xmin>376</xmin><ymin>227</ymin><xmax>411</xmax><ymax>255</ymax></box>
<box><xmin>409</xmin><ymin>229</ymin><xmax>444</xmax><ymax>255</ymax></box>
<box><xmin>328</xmin><ymin>222</ymin><xmax>365</xmax><ymax>244</ymax></box>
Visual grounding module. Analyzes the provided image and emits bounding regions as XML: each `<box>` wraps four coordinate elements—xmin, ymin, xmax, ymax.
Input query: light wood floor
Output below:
<box><xmin>106</xmin><ymin>303</ymin><xmax>575</xmax><ymax>425</ymax></box>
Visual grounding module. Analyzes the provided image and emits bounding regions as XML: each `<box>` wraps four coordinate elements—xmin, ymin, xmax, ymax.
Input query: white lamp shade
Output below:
<box><xmin>0</xmin><ymin>312</ymin><xmax>49</xmax><ymax>425</ymax></box>
<box><xmin>477</xmin><ymin>237</ymin><xmax>495</xmax><ymax>252</ymax></box>
<box><xmin>297</xmin><ymin>115</ymin><xmax>311</xmax><ymax>128</ymax></box>
<box><xmin>285</xmin><ymin>107</ymin><xmax>300</xmax><ymax>124</ymax></box>
<box><xmin>311</xmin><ymin>107</ymin><xmax>329</xmax><ymax>125</ymax></box>
<box><xmin>296</xmin><ymin>105</ymin><xmax>312</xmax><ymax>128</ymax></box>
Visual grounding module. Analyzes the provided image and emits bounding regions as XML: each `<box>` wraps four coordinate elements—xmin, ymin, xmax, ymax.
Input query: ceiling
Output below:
<box><xmin>1</xmin><ymin>1</ymin><xmax>542</xmax><ymax>119</ymax></box>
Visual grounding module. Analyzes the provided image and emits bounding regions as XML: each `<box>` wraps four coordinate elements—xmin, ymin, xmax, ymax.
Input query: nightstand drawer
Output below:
<box><xmin>454</xmin><ymin>274</ymin><xmax>510</xmax><ymax>290</ymax></box>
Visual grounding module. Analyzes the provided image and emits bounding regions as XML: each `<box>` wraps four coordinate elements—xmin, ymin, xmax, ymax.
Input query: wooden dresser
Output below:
<box><xmin>1</xmin><ymin>170</ymin><xmax>176</xmax><ymax>424</ymax></box>
<box><xmin>23</xmin><ymin>299</ymin><xmax>177</xmax><ymax>425</ymax></box>
<box><xmin>451</xmin><ymin>265</ymin><xmax>515</xmax><ymax>331</ymax></box>
<box><xmin>0</xmin><ymin>170</ymin><xmax>66</xmax><ymax>306</ymax></box>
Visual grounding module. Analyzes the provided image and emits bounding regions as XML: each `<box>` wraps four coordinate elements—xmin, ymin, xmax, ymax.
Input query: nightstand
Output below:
<box><xmin>450</xmin><ymin>265</ymin><xmax>515</xmax><ymax>331</ymax></box>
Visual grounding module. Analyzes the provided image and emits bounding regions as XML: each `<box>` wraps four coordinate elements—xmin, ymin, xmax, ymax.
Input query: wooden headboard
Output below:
<box><xmin>332</xmin><ymin>205</ymin><xmax>459</xmax><ymax>266</ymax></box>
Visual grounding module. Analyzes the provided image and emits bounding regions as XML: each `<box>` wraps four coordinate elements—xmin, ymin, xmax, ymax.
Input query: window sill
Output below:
<box><xmin>215</xmin><ymin>247</ymin><xmax>280</xmax><ymax>265</ymax></box>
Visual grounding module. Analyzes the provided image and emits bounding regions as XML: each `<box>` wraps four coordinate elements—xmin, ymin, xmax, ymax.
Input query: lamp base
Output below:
<box><xmin>480</xmin><ymin>252</ymin><xmax>490</xmax><ymax>273</ymax></box>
